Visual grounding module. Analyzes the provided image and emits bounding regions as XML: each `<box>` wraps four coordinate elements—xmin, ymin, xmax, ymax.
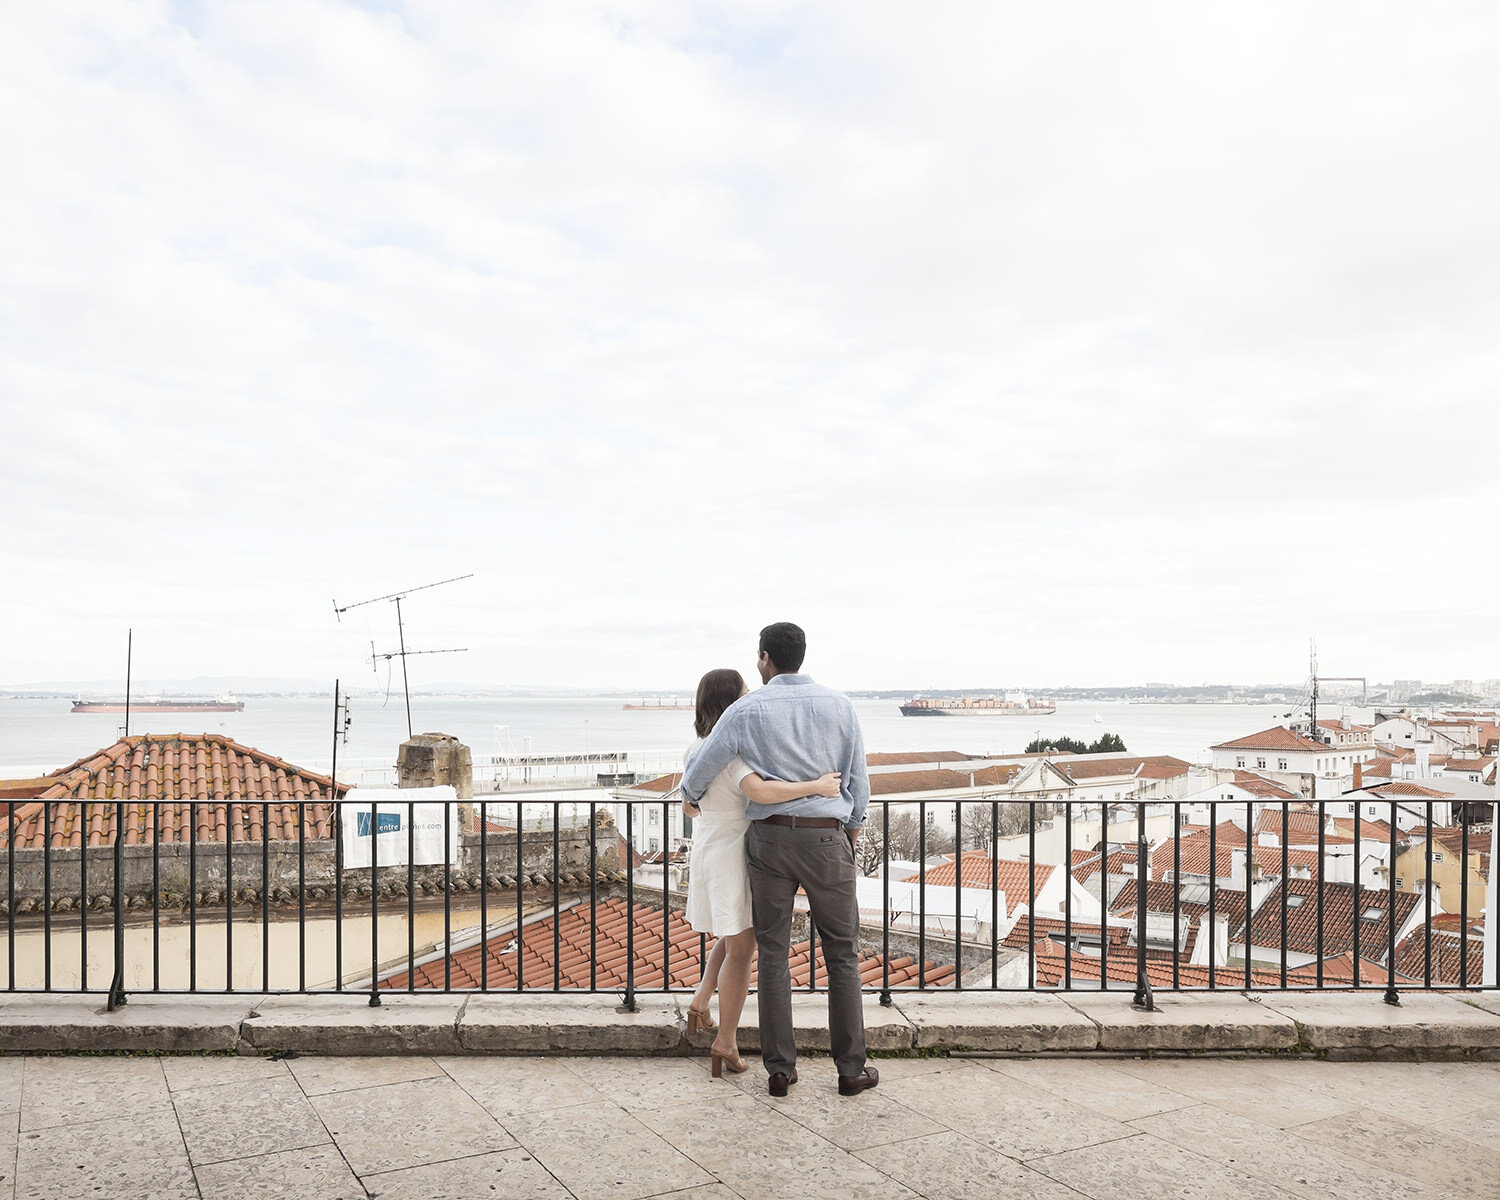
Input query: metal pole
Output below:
<box><xmin>395</xmin><ymin>596</ymin><xmax>412</xmax><ymax>739</ymax></box>
<box><xmin>1132</xmin><ymin>796</ymin><xmax>1153</xmax><ymax>1010</ymax></box>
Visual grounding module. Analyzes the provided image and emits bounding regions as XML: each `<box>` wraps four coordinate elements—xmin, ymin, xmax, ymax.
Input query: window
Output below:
<box><xmin>1286</xmin><ymin>894</ymin><xmax>1305</xmax><ymax>908</ymax></box>
<box><xmin>1367</xmin><ymin>806</ymin><xmax>1377</xmax><ymax>817</ymax></box>
<box><xmin>1278</xmin><ymin>759</ymin><xmax>1288</xmax><ymax>770</ymax></box>
<box><xmin>1236</xmin><ymin>757</ymin><xmax>1246</xmax><ymax>769</ymax></box>
<box><xmin>648</xmin><ymin>837</ymin><xmax>660</xmax><ymax>852</ymax></box>
<box><xmin>648</xmin><ymin>809</ymin><xmax>659</xmax><ymax>826</ymax></box>
<box><xmin>1433</xmin><ymin>852</ymin><xmax>1444</xmax><ymax>863</ymax></box>
<box><xmin>1257</xmin><ymin>758</ymin><xmax>1267</xmax><ymax>769</ymax></box>
<box><xmin>1361</xmin><ymin>907</ymin><xmax>1383</xmax><ymax>921</ymax></box>
<box><xmin>1395</xmin><ymin>877</ymin><xmax>1404</xmax><ymax>887</ymax></box>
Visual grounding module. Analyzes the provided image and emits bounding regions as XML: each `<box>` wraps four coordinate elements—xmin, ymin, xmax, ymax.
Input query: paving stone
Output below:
<box><xmin>1030</xmin><ymin>1130</ymin><xmax>1297</xmax><ymax>1200</ymax></box>
<box><xmin>459</xmin><ymin>994</ymin><xmax>680</xmax><ymax>1052</ymax></box>
<box><xmin>18</xmin><ymin>1056</ymin><xmax>169</xmax><ymax>1132</ymax></box>
<box><xmin>1448</xmin><ymin>1102</ymin><xmax>1500</xmax><ymax>1153</ymax></box>
<box><xmin>242</xmin><ymin>994</ymin><xmax>465</xmax><ymax>1055</ymax></box>
<box><xmin>285</xmin><ymin>1054</ymin><xmax>446</xmax><ymax>1096</ymax></box>
<box><xmin>746</xmin><ymin>1074</ymin><xmax>947</xmax><ymax>1151</ymax></box>
<box><xmin>14</xmin><ymin>1110</ymin><xmax>196</xmax><ymax>1200</ymax></box>
<box><xmin>161</xmin><ymin>1054</ymin><xmax>290</xmax><ymax>1093</ymax></box>
<box><xmin>1291</xmin><ymin>1106</ymin><xmax>1500</xmax><ymax>1195</ymax></box>
<box><xmin>194</xmin><ymin>1144</ymin><xmax>366</xmax><ymax>1200</ymax></box>
<box><xmin>1062</xmin><ymin>992</ymin><xmax>1300</xmax><ymax>1052</ymax></box>
<box><xmin>984</xmin><ymin>1057</ymin><xmax>1201</xmax><ymax>1121</ymax></box>
<box><xmin>1260</xmin><ymin>992</ymin><xmax>1500</xmax><ymax>1055</ymax></box>
<box><xmin>855</xmin><ymin>1129</ymin><xmax>1090</xmax><ymax>1200</ymax></box>
<box><xmin>1249</xmin><ymin>1057</ymin><xmax>1500</xmax><ymax>1125</ymax></box>
<box><xmin>561</xmin><ymin>1054</ymin><xmax>732</xmax><ymax>1111</ymax></box>
<box><xmin>313</xmin><ymin>1076</ymin><xmax>515</xmax><ymax>1175</ymax></box>
<box><xmin>895</xmin><ymin>993</ymin><xmax>1098</xmax><ymax>1051</ymax></box>
<box><xmin>440</xmin><ymin>1056</ymin><xmax>601</xmax><ymax>1120</ymax></box>
<box><xmin>172</xmin><ymin>1074</ymin><xmax>330</xmax><ymax>1166</ymax></box>
<box><xmin>879</xmin><ymin>1060</ymin><xmax>1136</xmax><ymax>1159</ymax></box>
<box><xmin>0</xmin><ymin>1060</ymin><xmax>20</xmax><ymax>1117</ymax></box>
<box><xmin>0</xmin><ymin>1112</ymin><xmax>15</xmax><ymax>1200</ymax></box>
<box><xmin>360</xmin><ymin>1147</ymin><xmax>571</xmax><ymax>1200</ymax></box>
<box><xmin>1109</xmin><ymin>1057</ymin><xmax>1357</xmax><ymax>1128</ymax></box>
<box><xmin>638</xmin><ymin>1091</ymin><xmax>921</xmax><ymax>1200</ymax></box>
<box><xmin>0</xmin><ymin>996</ymin><xmax>250</xmax><ymax>1053</ymax></box>
<box><xmin>1132</xmin><ymin>1101</ymin><xmax>1455</xmax><ymax>1200</ymax></box>
<box><xmin>505</xmin><ymin>1096</ymin><xmax>714</xmax><ymax>1200</ymax></box>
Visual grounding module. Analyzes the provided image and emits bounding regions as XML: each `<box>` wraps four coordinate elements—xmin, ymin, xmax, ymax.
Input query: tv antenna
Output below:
<box><xmin>332</xmin><ymin>574</ymin><xmax>473</xmax><ymax>738</ymax></box>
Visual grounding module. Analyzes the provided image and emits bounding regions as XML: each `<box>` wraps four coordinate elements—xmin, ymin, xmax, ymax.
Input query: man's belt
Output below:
<box><xmin>760</xmin><ymin>815</ymin><xmax>843</xmax><ymax>829</ymax></box>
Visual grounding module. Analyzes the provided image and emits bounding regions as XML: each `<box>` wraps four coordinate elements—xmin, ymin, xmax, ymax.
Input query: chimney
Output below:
<box><xmin>1354</xmin><ymin>761</ymin><xmax>1363</xmax><ymax>791</ymax></box>
<box><xmin>398</xmin><ymin>732</ymin><xmax>474</xmax><ymax>798</ymax></box>
<box><xmin>1416</xmin><ymin>742</ymin><xmax>1431</xmax><ymax>777</ymax></box>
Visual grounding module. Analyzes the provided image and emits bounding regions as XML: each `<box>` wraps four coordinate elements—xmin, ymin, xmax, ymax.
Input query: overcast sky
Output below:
<box><xmin>4</xmin><ymin>1</ymin><xmax>1498</xmax><ymax>692</ymax></box>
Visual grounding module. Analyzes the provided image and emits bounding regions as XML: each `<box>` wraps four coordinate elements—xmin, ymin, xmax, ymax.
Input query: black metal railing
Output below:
<box><xmin>0</xmin><ymin>794</ymin><xmax>1491</xmax><ymax>1008</ymax></box>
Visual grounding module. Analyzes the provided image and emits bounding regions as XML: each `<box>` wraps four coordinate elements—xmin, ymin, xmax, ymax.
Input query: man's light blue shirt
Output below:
<box><xmin>680</xmin><ymin>674</ymin><xmax>870</xmax><ymax>829</ymax></box>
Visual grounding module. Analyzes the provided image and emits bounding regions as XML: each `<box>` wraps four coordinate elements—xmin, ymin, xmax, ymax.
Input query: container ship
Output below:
<box><xmin>622</xmin><ymin>698</ymin><xmax>694</xmax><ymax>711</ymax></box>
<box><xmin>899</xmin><ymin>693</ymin><xmax>1056</xmax><ymax>717</ymax></box>
<box><xmin>72</xmin><ymin>694</ymin><xmax>245</xmax><ymax>713</ymax></box>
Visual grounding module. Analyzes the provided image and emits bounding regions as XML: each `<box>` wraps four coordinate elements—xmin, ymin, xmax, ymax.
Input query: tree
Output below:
<box><xmin>1025</xmin><ymin>733</ymin><xmax>1128</xmax><ymax>755</ymax></box>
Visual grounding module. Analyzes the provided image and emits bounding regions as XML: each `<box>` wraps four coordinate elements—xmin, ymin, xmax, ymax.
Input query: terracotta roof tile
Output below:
<box><xmin>867</xmin><ymin>751</ymin><xmax>978</xmax><ymax>766</ymax></box>
<box><xmin>900</xmin><ymin>852</ymin><xmax>1057</xmax><ymax>902</ymax></box>
<box><xmin>1285</xmin><ymin>952</ymin><xmax>1419</xmax><ymax>986</ymax></box>
<box><xmin>1212</xmin><ymin>726</ymin><xmax>1328</xmax><ymax>753</ymax></box>
<box><xmin>380</xmin><ymin>898</ymin><xmax>954</xmax><ymax>991</ymax></box>
<box><xmin>1053</xmin><ymin>756</ymin><xmax>1191</xmax><ymax>781</ymax></box>
<box><xmin>1246</xmin><ymin>878</ymin><xmax>1422</xmax><ymax>958</ymax></box>
<box><xmin>1</xmin><ymin>734</ymin><xmax>346</xmax><ymax>849</ymax></box>
<box><xmin>1392</xmin><ymin>926</ymin><xmax>1486</xmax><ymax>986</ymax></box>
<box><xmin>1230</xmin><ymin>771</ymin><xmax>1301</xmax><ymax>800</ymax></box>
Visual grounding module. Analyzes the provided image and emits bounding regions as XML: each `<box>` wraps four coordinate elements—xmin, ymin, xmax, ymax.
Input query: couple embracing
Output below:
<box><xmin>678</xmin><ymin>622</ymin><xmax>878</xmax><ymax>1098</ymax></box>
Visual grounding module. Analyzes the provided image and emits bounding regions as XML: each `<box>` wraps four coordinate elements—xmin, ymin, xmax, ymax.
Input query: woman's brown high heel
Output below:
<box><xmin>710</xmin><ymin>1047</ymin><xmax>748</xmax><ymax>1078</ymax></box>
<box><xmin>686</xmin><ymin>1003</ymin><xmax>715</xmax><ymax>1036</ymax></box>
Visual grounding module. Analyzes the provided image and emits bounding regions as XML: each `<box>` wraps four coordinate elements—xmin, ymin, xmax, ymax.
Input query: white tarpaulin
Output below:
<box><xmin>339</xmin><ymin>786</ymin><xmax>462</xmax><ymax>868</ymax></box>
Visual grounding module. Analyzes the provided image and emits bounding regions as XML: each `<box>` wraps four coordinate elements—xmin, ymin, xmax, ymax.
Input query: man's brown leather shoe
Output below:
<box><xmin>767</xmin><ymin>1070</ymin><xmax>798</xmax><ymax>1097</ymax></box>
<box><xmin>838</xmin><ymin>1066</ymin><xmax>879</xmax><ymax>1096</ymax></box>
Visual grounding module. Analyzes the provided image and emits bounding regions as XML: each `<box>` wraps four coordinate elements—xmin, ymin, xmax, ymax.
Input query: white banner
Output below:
<box><xmin>339</xmin><ymin>786</ymin><xmax>462</xmax><ymax>868</ymax></box>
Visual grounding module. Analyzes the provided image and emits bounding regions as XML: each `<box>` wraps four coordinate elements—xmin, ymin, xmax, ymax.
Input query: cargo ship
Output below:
<box><xmin>72</xmin><ymin>694</ymin><xmax>245</xmax><ymax>713</ymax></box>
<box><xmin>899</xmin><ymin>693</ymin><xmax>1056</xmax><ymax>717</ymax></box>
<box><xmin>622</xmin><ymin>697</ymin><xmax>694</xmax><ymax>711</ymax></box>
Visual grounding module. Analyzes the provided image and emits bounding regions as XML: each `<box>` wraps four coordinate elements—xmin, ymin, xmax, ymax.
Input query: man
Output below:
<box><xmin>680</xmin><ymin>622</ymin><xmax>876</xmax><ymax>1098</ymax></box>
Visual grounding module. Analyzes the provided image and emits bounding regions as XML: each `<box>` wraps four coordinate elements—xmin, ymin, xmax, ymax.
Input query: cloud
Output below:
<box><xmin>3</xmin><ymin>0</ymin><xmax>1498</xmax><ymax>691</ymax></box>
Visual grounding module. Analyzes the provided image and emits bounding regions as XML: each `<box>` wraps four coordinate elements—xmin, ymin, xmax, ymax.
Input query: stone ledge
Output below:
<box><xmin>1258</xmin><ymin>992</ymin><xmax>1500</xmax><ymax>1059</ymax></box>
<box><xmin>240</xmin><ymin>994</ymin><xmax>466</xmax><ymax>1055</ymax></box>
<box><xmin>2</xmin><ymin>991</ymin><xmax>1498</xmax><ymax>1058</ymax></box>
<box><xmin>461</xmin><ymin>995</ymin><xmax>680</xmax><ymax>1052</ymax></box>
<box><xmin>0</xmin><ymin>995</ymin><xmax>255</xmax><ymax>1053</ymax></box>
<box><xmin>895</xmin><ymin>993</ymin><xmax>1098</xmax><ymax>1052</ymax></box>
<box><xmin>1062</xmin><ymin>993</ymin><xmax>1300</xmax><ymax>1053</ymax></box>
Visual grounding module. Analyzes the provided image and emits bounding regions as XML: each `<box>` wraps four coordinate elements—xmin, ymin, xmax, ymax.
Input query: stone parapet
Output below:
<box><xmin>4</xmin><ymin>990</ymin><xmax>1500</xmax><ymax>1059</ymax></box>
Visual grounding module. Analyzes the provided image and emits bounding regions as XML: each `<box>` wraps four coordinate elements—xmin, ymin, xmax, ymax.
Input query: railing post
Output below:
<box><xmin>623</xmin><ymin>800</ymin><xmax>637</xmax><ymax>1012</ymax></box>
<box><xmin>880</xmin><ymin>801</ymin><xmax>891</xmax><ymax>1006</ymax></box>
<box><xmin>106</xmin><ymin>799</ymin><xmax>127</xmax><ymax>1012</ymax></box>
<box><xmin>1132</xmin><ymin>797</ymin><xmax>1153</xmax><ymax>1011</ymax></box>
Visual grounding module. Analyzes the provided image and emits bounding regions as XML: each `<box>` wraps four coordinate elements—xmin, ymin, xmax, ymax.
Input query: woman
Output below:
<box><xmin>680</xmin><ymin>667</ymin><xmax>842</xmax><ymax>1077</ymax></box>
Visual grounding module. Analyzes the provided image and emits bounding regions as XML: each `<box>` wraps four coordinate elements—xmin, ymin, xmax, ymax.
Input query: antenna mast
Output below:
<box><xmin>333</xmin><ymin>574</ymin><xmax>473</xmax><ymax>739</ymax></box>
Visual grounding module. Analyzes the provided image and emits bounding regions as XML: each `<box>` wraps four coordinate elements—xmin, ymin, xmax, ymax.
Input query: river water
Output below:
<box><xmin>0</xmin><ymin>695</ymin><xmax>1360</xmax><ymax>777</ymax></box>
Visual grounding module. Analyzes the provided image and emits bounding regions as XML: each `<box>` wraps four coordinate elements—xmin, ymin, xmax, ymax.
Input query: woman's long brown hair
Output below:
<box><xmin>694</xmin><ymin>668</ymin><xmax>745</xmax><ymax>738</ymax></box>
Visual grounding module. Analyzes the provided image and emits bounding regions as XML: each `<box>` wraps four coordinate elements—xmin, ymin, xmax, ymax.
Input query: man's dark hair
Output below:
<box><xmin>758</xmin><ymin>622</ymin><xmax>807</xmax><ymax>672</ymax></box>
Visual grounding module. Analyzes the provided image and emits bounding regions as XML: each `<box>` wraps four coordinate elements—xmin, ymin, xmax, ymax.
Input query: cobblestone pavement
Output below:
<box><xmin>3</xmin><ymin>1052</ymin><xmax>1500</xmax><ymax>1199</ymax></box>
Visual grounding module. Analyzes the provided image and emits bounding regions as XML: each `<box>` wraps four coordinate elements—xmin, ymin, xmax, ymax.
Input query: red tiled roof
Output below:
<box><xmin>1245</xmin><ymin>878</ymin><xmax>1422</xmax><ymax>958</ymax></box>
<box><xmin>1024</xmin><ymin>935</ymin><xmax>1286</xmax><ymax>989</ymax></box>
<box><xmin>867</xmin><ymin>751</ymin><xmax>977</xmax><ymax>766</ymax></box>
<box><xmin>632</xmin><ymin>773</ymin><xmax>682</xmax><ymax>794</ymax></box>
<box><xmin>1053</xmin><ymin>756</ymin><xmax>1191</xmax><ymax>782</ymax></box>
<box><xmin>1392</xmin><ymin>927</ymin><xmax>1485</xmax><ymax>986</ymax></box>
<box><xmin>901</xmin><ymin>852</ymin><xmax>1057</xmax><ymax>902</ymax></box>
<box><xmin>1108</xmin><ymin>879</ymin><xmax>1249</xmax><ymax>949</ymax></box>
<box><xmin>1152</xmin><ymin>823</ymin><xmax>1247</xmax><ymax>879</ymax></box>
<box><xmin>380</xmin><ymin>898</ymin><xmax>954</xmax><ymax>990</ymax></box>
<box><xmin>1254</xmin><ymin>807</ymin><xmax>1326</xmax><ymax>842</ymax></box>
<box><xmin>1074</xmin><ymin>846</ymin><xmax>1145</xmax><ymax>885</ymax></box>
<box><xmin>1002</xmin><ymin>915</ymin><xmax>1129</xmax><ymax>952</ymax></box>
<box><xmin>1</xmin><ymin>734</ymin><xmax>346</xmax><ymax>849</ymax></box>
<box><xmin>1230</xmin><ymin>771</ymin><xmax>1301</xmax><ymax>800</ymax></box>
<box><xmin>869</xmin><ymin>764</ymin><xmax>1027</xmax><ymax>796</ymax></box>
<box><xmin>1364</xmin><ymin>781</ymin><xmax>1454</xmax><ymax>799</ymax></box>
<box><xmin>1212</xmin><ymin>726</ymin><xmax>1327</xmax><ymax>753</ymax></box>
<box><xmin>1285</xmin><ymin>952</ymin><xmax>1418</xmax><ymax>986</ymax></box>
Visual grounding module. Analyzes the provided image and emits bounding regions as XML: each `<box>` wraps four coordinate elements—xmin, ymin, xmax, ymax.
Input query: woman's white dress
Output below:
<box><xmin>682</xmin><ymin>738</ymin><xmax>755</xmax><ymax>937</ymax></box>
